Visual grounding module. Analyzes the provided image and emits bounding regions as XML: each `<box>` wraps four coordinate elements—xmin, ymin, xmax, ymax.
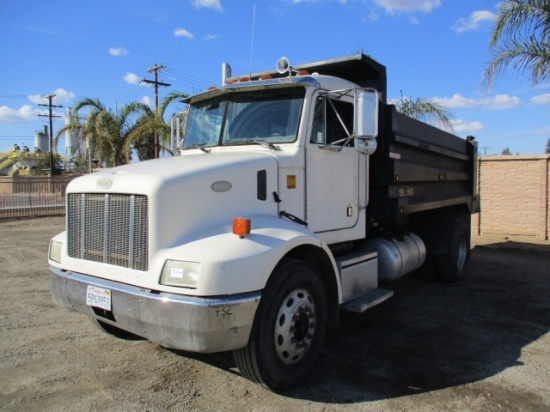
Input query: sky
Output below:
<box><xmin>1</xmin><ymin>0</ymin><xmax>549</xmax><ymax>157</ymax></box>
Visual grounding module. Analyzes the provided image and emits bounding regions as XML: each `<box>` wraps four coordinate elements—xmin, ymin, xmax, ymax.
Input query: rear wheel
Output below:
<box><xmin>233</xmin><ymin>259</ymin><xmax>327</xmax><ymax>390</ymax></box>
<box><xmin>435</xmin><ymin>215</ymin><xmax>471</xmax><ymax>282</ymax></box>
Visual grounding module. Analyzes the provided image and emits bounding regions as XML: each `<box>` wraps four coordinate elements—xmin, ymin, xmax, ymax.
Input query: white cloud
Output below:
<box><xmin>375</xmin><ymin>0</ymin><xmax>441</xmax><ymax>13</ymax></box>
<box><xmin>141</xmin><ymin>96</ymin><xmax>153</xmax><ymax>107</ymax></box>
<box><xmin>174</xmin><ymin>28</ymin><xmax>194</xmax><ymax>39</ymax></box>
<box><xmin>191</xmin><ymin>0</ymin><xmax>222</xmax><ymax>12</ymax></box>
<box><xmin>532</xmin><ymin>126</ymin><xmax>550</xmax><ymax>135</ymax></box>
<box><xmin>365</xmin><ymin>10</ymin><xmax>380</xmax><ymax>21</ymax></box>
<box><xmin>124</xmin><ymin>72</ymin><xmax>142</xmax><ymax>85</ymax></box>
<box><xmin>452</xmin><ymin>119</ymin><xmax>484</xmax><ymax>133</ymax></box>
<box><xmin>204</xmin><ymin>34</ymin><xmax>217</xmax><ymax>41</ymax></box>
<box><xmin>0</xmin><ymin>105</ymin><xmax>37</xmax><ymax>124</ymax></box>
<box><xmin>27</xmin><ymin>88</ymin><xmax>75</xmax><ymax>105</ymax></box>
<box><xmin>531</xmin><ymin>93</ymin><xmax>550</xmax><ymax>105</ymax></box>
<box><xmin>109</xmin><ymin>47</ymin><xmax>128</xmax><ymax>56</ymax></box>
<box><xmin>433</xmin><ymin>93</ymin><xmax>521</xmax><ymax>110</ymax></box>
<box><xmin>486</xmin><ymin>94</ymin><xmax>521</xmax><ymax>110</ymax></box>
<box><xmin>433</xmin><ymin>94</ymin><xmax>478</xmax><ymax>109</ymax></box>
<box><xmin>51</xmin><ymin>88</ymin><xmax>75</xmax><ymax>104</ymax></box>
<box><xmin>452</xmin><ymin>10</ymin><xmax>496</xmax><ymax>33</ymax></box>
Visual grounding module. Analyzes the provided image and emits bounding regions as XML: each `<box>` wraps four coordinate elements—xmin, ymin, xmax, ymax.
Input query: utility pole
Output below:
<box><xmin>38</xmin><ymin>94</ymin><xmax>62</xmax><ymax>176</ymax></box>
<box><xmin>481</xmin><ymin>146</ymin><xmax>491</xmax><ymax>156</ymax></box>
<box><xmin>142</xmin><ymin>64</ymin><xmax>170</xmax><ymax>158</ymax></box>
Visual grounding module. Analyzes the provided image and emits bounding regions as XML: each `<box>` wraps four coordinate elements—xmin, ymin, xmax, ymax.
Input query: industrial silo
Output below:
<box><xmin>65</xmin><ymin>107</ymin><xmax>76</xmax><ymax>157</ymax></box>
<box><xmin>34</xmin><ymin>125</ymin><xmax>49</xmax><ymax>153</ymax></box>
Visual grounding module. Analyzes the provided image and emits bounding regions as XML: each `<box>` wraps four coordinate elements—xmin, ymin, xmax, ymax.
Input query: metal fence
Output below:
<box><xmin>0</xmin><ymin>176</ymin><xmax>77</xmax><ymax>219</ymax></box>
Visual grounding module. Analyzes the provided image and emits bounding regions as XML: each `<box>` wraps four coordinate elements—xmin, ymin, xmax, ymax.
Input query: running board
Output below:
<box><xmin>342</xmin><ymin>288</ymin><xmax>394</xmax><ymax>313</ymax></box>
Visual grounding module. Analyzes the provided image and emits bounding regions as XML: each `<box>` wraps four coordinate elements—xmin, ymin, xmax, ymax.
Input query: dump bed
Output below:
<box><xmin>369</xmin><ymin>104</ymin><xmax>479</xmax><ymax>222</ymax></box>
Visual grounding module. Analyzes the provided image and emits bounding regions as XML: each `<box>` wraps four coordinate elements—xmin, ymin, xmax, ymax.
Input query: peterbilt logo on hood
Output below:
<box><xmin>96</xmin><ymin>178</ymin><xmax>113</xmax><ymax>190</ymax></box>
<box><xmin>211</xmin><ymin>180</ymin><xmax>232</xmax><ymax>193</ymax></box>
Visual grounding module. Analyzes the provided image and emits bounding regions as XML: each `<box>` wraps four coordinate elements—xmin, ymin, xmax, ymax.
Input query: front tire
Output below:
<box><xmin>233</xmin><ymin>259</ymin><xmax>327</xmax><ymax>390</ymax></box>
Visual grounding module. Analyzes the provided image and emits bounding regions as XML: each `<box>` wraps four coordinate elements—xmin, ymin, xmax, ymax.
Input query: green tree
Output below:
<box><xmin>32</xmin><ymin>153</ymin><xmax>64</xmax><ymax>175</ymax></box>
<box><xmin>56</xmin><ymin>98</ymin><xmax>153</xmax><ymax>167</ymax></box>
<box><xmin>483</xmin><ymin>0</ymin><xmax>550</xmax><ymax>88</ymax></box>
<box><xmin>393</xmin><ymin>93</ymin><xmax>454</xmax><ymax>131</ymax></box>
<box><xmin>546</xmin><ymin>137</ymin><xmax>550</xmax><ymax>153</ymax></box>
<box><xmin>132</xmin><ymin>91</ymin><xmax>189</xmax><ymax>160</ymax></box>
<box><xmin>501</xmin><ymin>147</ymin><xmax>513</xmax><ymax>155</ymax></box>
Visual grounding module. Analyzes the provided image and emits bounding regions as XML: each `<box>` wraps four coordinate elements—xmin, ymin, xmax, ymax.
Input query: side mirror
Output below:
<box><xmin>354</xmin><ymin>89</ymin><xmax>379</xmax><ymax>155</ymax></box>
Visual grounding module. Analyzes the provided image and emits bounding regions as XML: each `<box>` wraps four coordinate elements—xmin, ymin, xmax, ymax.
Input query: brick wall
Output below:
<box><xmin>473</xmin><ymin>155</ymin><xmax>550</xmax><ymax>239</ymax></box>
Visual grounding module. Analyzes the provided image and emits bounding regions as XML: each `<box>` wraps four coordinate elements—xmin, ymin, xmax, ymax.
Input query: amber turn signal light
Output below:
<box><xmin>232</xmin><ymin>218</ymin><xmax>251</xmax><ymax>237</ymax></box>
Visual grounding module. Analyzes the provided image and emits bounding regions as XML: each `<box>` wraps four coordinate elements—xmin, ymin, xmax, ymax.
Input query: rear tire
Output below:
<box><xmin>233</xmin><ymin>259</ymin><xmax>327</xmax><ymax>390</ymax></box>
<box><xmin>435</xmin><ymin>215</ymin><xmax>471</xmax><ymax>282</ymax></box>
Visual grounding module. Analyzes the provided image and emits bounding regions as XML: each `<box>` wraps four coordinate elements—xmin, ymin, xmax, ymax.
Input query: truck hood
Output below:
<box><xmin>67</xmin><ymin>151</ymin><xmax>280</xmax><ymax>250</ymax></box>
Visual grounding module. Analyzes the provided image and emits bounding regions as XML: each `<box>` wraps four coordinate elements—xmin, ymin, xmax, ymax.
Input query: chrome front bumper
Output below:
<box><xmin>49</xmin><ymin>266</ymin><xmax>261</xmax><ymax>353</ymax></box>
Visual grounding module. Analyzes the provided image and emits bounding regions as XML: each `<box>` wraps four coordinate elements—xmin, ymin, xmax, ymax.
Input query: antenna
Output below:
<box><xmin>249</xmin><ymin>4</ymin><xmax>256</xmax><ymax>76</ymax></box>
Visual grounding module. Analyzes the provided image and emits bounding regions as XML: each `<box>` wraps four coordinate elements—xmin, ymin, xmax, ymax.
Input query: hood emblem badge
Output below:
<box><xmin>211</xmin><ymin>181</ymin><xmax>232</xmax><ymax>193</ymax></box>
<box><xmin>96</xmin><ymin>178</ymin><xmax>113</xmax><ymax>190</ymax></box>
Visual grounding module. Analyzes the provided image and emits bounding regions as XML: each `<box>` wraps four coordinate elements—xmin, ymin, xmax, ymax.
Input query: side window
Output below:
<box><xmin>310</xmin><ymin>97</ymin><xmax>354</xmax><ymax>145</ymax></box>
<box><xmin>310</xmin><ymin>97</ymin><xmax>325</xmax><ymax>144</ymax></box>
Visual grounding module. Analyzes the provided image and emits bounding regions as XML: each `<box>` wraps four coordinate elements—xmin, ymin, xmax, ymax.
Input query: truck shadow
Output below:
<box><xmin>177</xmin><ymin>244</ymin><xmax>550</xmax><ymax>402</ymax></box>
<box><xmin>290</xmin><ymin>244</ymin><xmax>550</xmax><ymax>402</ymax></box>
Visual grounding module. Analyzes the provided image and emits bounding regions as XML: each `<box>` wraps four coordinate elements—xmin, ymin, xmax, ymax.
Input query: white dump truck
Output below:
<box><xmin>49</xmin><ymin>54</ymin><xmax>479</xmax><ymax>390</ymax></box>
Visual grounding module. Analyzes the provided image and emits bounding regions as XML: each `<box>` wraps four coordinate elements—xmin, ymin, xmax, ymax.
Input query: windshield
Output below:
<box><xmin>183</xmin><ymin>87</ymin><xmax>305</xmax><ymax>149</ymax></box>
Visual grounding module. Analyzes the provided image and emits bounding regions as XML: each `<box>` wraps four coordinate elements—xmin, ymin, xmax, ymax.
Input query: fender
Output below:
<box><xmin>156</xmin><ymin>215</ymin><xmax>342</xmax><ymax>297</ymax></box>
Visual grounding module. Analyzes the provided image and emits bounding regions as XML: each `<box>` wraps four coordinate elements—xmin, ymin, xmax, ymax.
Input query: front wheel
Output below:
<box><xmin>233</xmin><ymin>259</ymin><xmax>327</xmax><ymax>390</ymax></box>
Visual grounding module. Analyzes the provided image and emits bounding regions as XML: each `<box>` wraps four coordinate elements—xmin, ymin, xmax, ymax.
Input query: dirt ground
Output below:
<box><xmin>1</xmin><ymin>216</ymin><xmax>549</xmax><ymax>411</ymax></box>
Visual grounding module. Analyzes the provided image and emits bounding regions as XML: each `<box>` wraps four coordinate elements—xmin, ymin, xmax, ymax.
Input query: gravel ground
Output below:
<box><xmin>1</xmin><ymin>216</ymin><xmax>549</xmax><ymax>411</ymax></box>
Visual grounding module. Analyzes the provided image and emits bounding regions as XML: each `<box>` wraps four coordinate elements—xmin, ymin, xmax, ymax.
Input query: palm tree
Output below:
<box><xmin>56</xmin><ymin>98</ymin><xmax>153</xmax><ymax>167</ymax></box>
<box><xmin>392</xmin><ymin>94</ymin><xmax>454</xmax><ymax>132</ymax></box>
<box><xmin>483</xmin><ymin>0</ymin><xmax>550</xmax><ymax>88</ymax></box>
<box><xmin>133</xmin><ymin>91</ymin><xmax>189</xmax><ymax>160</ymax></box>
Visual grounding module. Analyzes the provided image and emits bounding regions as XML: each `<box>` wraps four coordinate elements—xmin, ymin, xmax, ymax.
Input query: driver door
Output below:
<box><xmin>306</xmin><ymin>96</ymin><xmax>362</xmax><ymax>234</ymax></box>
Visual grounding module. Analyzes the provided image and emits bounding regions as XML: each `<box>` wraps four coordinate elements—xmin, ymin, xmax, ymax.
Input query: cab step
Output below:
<box><xmin>342</xmin><ymin>288</ymin><xmax>394</xmax><ymax>313</ymax></box>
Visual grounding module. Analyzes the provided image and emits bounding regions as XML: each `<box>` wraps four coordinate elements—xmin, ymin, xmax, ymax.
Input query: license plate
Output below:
<box><xmin>86</xmin><ymin>285</ymin><xmax>112</xmax><ymax>311</ymax></box>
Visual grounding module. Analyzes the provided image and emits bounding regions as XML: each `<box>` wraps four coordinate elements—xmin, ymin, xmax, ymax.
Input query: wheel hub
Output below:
<box><xmin>274</xmin><ymin>288</ymin><xmax>316</xmax><ymax>365</ymax></box>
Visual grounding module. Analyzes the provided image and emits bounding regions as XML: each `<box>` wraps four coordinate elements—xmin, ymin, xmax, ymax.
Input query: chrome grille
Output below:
<box><xmin>68</xmin><ymin>194</ymin><xmax>149</xmax><ymax>271</ymax></box>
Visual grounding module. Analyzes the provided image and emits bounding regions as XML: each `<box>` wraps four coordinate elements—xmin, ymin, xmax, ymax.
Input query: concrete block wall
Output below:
<box><xmin>475</xmin><ymin>155</ymin><xmax>550</xmax><ymax>239</ymax></box>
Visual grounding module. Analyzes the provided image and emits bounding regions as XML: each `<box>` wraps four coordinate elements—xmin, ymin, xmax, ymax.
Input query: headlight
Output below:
<box><xmin>49</xmin><ymin>240</ymin><xmax>63</xmax><ymax>263</ymax></box>
<box><xmin>160</xmin><ymin>260</ymin><xmax>200</xmax><ymax>288</ymax></box>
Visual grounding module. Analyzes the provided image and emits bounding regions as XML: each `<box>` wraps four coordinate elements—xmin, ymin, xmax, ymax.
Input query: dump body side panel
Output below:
<box><xmin>369</xmin><ymin>105</ymin><xmax>478</xmax><ymax>224</ymax></box>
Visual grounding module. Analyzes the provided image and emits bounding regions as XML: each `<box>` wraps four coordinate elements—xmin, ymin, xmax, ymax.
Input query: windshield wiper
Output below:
<box><xmin>229</xmin><ymin>139</ymin><xmax>281</xmax><ymax>151</ymax></box>
<box><xmin>186</xmin><ymin>143</ymin><xmax>211</xmax><ymax>153</ymax></box>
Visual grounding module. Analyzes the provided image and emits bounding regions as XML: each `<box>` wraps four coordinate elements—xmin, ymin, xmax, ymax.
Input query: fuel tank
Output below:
<box><xmin>365</xmin><ymin>232</ymin><xmax>426</xmax><ymax>281</ymax></box>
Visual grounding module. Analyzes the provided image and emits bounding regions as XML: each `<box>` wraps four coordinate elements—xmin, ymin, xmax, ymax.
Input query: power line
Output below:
<box><xmin>165</xmin><ymin>67</ymin><xmax>212</xmax><ymax>86</ymax></box>
<box><xmin>164</xmin><ymin>67</ymin><xmax>212</xmax><ymax>91</ymax></box>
